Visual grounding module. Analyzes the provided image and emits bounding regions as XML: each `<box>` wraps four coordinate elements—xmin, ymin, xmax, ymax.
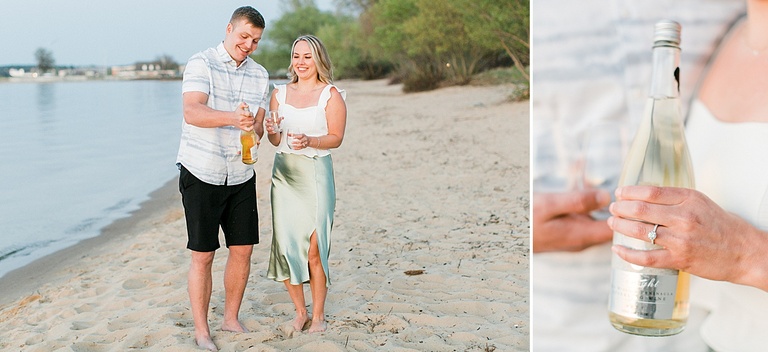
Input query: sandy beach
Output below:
<box><xmin>0</xmin><ymin>79</ymin><xmax>529</xmax><ymax>351</ymax></box>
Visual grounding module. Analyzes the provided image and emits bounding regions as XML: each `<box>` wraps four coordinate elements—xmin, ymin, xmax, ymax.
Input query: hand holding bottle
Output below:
<box><xmin>236</xmin><ymin>102</ymin><xmax>255</xmax><ymax>131</ymax></box>
<box><xmin>608</xmin><ymin>185</ymin><xmax>768</xmax><ymax>293</ymax></box>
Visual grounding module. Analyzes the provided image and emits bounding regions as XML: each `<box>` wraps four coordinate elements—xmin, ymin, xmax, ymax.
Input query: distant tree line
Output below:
<box><xmin>252</xmin><ymin>0</ymin><xmax>529</xmax><ymax>92</ymax></box>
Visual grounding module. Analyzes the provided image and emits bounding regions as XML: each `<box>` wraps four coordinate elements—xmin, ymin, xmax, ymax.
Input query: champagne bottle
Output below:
<box><xmin>240</xmin><ymin>104</ymin><xmax>258</xmax><ymax>165</ymax></box>
<box><xmin>608</xmin><ymin>20</ymin><xmax>694</xmax><ymax>337</ymax></box>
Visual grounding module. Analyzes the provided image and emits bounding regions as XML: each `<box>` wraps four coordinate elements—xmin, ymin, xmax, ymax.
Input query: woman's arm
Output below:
<box><xmin>311</xmin><ymin>87</ymin><xmax>347</xmax><ymax>149</ymax></box>
<box><xmin>608</xmin><ymin>185</ymin><xmax>768</xmax><ymax>291</ymax></box>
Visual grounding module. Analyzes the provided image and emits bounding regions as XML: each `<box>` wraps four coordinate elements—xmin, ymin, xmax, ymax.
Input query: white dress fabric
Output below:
<box><xmin>686</xmin><ymin>99</ymin><xmax>768</xmax><ymax>352</ymax></box>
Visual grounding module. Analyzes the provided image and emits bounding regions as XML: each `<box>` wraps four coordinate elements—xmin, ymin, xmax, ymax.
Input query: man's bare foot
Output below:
<box><xmin>195</xmin><ymin>335</ymin><xmax>218</xmax><ymax>351</ymax></box>
<box><xmin>292</xmin><ymin>311</ymin><xmax>311</xmax><ymax>331</ymax></box>
<box><xmin>222</xmin><ymin>320</ymin><xmax>249</xmax><ymax>333</ymax></box>
<box><xmin>308</xmin><ymin>319</ymin><xmax>327</xmax><ymax>333</ymax></box>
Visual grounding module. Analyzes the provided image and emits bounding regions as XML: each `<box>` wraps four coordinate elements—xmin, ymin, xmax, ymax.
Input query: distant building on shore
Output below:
<box><xmin>4</xmin><ymin>66</ymin><xmax>106</xmax><ymax>81</ymax></box>
<box><xmin>1</xmin><ymin>57</ymin><xmax>183</xmax><ymax>81</ymax></box>
<box><xmin>58</xmin><ymin>67</ymin><xmax>108</xmax><ymax>78</ymax></box>
<box><xmin>111</xmin><ymin>58</ymin><xmax>182</xmax><ymax>79</ymax></box>
<box><xmin>8</xmin><ymin>68</ymin><xmax>30</xmax><ymax>78</ymax></box>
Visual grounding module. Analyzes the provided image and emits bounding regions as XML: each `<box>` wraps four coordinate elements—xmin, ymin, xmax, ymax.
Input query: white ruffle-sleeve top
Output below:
<box><xmin>274</xmin><ymin>84</ymin><xmax>346</xmax><ymax>158</ymax></box>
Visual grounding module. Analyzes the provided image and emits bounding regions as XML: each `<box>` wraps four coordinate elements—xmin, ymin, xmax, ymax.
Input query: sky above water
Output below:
<box><xmin>0</xmin><ymin>0</ymin><xmax>336</xmax><ymax>67</ymax></box>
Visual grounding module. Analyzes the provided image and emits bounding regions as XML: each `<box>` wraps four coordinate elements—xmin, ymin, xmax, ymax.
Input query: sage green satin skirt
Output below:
<box><xmin>267</xmin><ymin>152</ymin><xmax>335</xmax><ymax>286</ymax></box>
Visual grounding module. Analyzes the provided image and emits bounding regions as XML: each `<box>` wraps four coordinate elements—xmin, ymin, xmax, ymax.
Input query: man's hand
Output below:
<box><xmin>533</xmin><ymin>190</ymin><xmax>613</xmax><ymax>253</ymax></box>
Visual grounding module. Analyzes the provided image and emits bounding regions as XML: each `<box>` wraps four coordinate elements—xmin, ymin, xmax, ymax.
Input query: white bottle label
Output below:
<box><xmin>250</xmin><ymin>145</ymin><xmax>258</xmax><ymax>161</ymax></box>
<box><xmin>609</xmin><ymin>270</ymin><xmax>678</xmax><ymax>320</ymax></box>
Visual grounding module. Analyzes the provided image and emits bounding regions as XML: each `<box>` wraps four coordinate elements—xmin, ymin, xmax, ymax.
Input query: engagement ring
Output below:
<box><xmin>647</xmin><ymin>224</ymin><xmax>659</xmax><ymax>245</ymax></box>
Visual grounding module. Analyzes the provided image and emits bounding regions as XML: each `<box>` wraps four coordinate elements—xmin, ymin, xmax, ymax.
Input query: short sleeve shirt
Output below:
<box><xmin>176</xmin><ymin>42</ymin><xmax>269</xmax><ymax>186</ymax></box>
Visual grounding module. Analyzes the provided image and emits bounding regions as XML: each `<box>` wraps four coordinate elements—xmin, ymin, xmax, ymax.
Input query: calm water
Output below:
<box><xmin>0</xmin><ymin>80</ymin><xmax>183</xmax><ymax>278</ymax></box>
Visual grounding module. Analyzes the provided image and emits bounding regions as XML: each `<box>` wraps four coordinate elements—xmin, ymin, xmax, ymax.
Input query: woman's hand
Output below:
<box><xmin>267</xmin><ymin>90</ymin><xmax>282</xmax><ymax>147</ymax></box>
<box><xmin>288</xmin><ymin>132</ymin><xmax>309</xmax><ymax>150</ymax></box>
<box><xmin>608</xmin><ymin>185</ymin><xmax>768</xmax><ymax>291</ymax></box>
<box><xmin>265</xmin><ymin>115</ymin><xmax>283</xmax><ymax>135</ymax></box>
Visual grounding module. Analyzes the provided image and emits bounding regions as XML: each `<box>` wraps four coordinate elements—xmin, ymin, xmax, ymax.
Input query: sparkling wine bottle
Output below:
<box><xmin>608</xmin><ymin>20</ymin><xmax>694</xmax><ymax>337</ymax></box>
<box><xmin>240</xmin><ymin>104</ymin><xmax>258</xmax><ymax>165</ymax></box>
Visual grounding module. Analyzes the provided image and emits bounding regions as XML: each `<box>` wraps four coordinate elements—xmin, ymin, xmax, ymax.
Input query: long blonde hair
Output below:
<box><xmin>287</xmin><ymin>35</ymin><xmax>333</xmax><ymax>85</ymax></box>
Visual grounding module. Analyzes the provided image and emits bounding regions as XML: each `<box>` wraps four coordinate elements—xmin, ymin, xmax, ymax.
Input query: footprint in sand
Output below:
<box><xmin>74</xmin><ymin>303</ymin><xmax>97</xmax><ymax>314</ymax></box>
<box><xmin>125</xmin><ymin>330</ymin><xmax>171</xmax><ymax>349</ymax></box>
<box><xmin>70</xmin><ymin>341</ymin><xmax>110</xmax><ymax>352</ymax></box>
<box><xmin>107</xmin><ymin>311</ymin><xmax>145</xmax><ymax>332</ymax></box>
<box><xmin>122</xmin><ymin>277</ymin><xmax>148</xmax><ymax>290</ymax></box>
<box><xmin>70</xmin><ymin>320</ymin><xmax>95</xmax><ymax>331</ymax></box>
<box><xmin>24</xmin><ymin>334</ymin><xmax>44</xmax><ymax>346</ymax></box>
<box><xmin>259</xmin><ymin>292</ymin><xmax>285</xmax><ymax>305</ymax></box>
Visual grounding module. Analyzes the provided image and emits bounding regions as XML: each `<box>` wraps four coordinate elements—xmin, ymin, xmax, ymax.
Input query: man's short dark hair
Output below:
<box><xmin>231</xmin><ymin>6</ymin><xmax>265</xmax><ymax>29</ymax></box>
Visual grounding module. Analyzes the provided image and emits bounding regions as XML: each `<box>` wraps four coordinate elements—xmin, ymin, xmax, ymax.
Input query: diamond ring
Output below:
<box><xmin>647</xmin><ymin>224</ymin><xmax>659</xmax><ymax>245</ymax></box>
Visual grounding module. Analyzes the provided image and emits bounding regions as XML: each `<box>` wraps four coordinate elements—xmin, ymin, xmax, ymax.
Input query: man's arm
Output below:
<box><xmin>182</xmin><ymin>92</ymin><xmax>255</xmax><ymax>131</ymax></box>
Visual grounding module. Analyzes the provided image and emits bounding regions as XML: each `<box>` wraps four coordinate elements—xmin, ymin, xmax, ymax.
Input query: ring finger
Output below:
<box><xmin>608</xmin><ymin>216</ymin><xmax>666</xmax><ymax>246</ymax></box>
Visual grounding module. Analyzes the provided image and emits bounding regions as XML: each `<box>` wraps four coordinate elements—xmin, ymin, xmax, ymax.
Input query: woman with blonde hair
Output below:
<box><xmin>265</xmin><ymin>34</ymin><xmax>347</xmax><ymax>333</ymax></box>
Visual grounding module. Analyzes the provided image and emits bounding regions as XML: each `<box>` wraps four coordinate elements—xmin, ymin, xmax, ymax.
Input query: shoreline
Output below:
<box><xmin>0</xmin><ymin>76</ymin><xmax>289</xmax><ymax>84</ymax></box>
<box><xmin>0</xmin><ymin>76</ymin><xmax>182</xmax><ymax>84</ymax></box>
<box><xmin>0</xmin><ymin>79</ymin><xmax>530</xmax><ymax>351</ymax></box>
<box><xmin>0</xmin><ymin>176</ymin><xmax>181</xmax><ymax>308</ymax></box>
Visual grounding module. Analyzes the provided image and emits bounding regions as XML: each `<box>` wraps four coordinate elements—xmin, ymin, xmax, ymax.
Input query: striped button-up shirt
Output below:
<box><xmin>176</xmin><ymin>42</ymin><xmax>269</xmax><ymax>185</ymax></box>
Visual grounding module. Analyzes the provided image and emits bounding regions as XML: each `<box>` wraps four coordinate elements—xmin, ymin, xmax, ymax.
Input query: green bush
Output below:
<box><xmin>250</xmin><ymin>0</ymin><xmax>528</xmax><ymax>88</ymax></box>
<box><xmin>401</xmin><ymin>60</ymin><xmax>444</xmax><ymax>92</ymax></box>
<box><xmin>357</xmin><ymin>60</ymin><xmax>394</xmax><ymax>80</ymax></box>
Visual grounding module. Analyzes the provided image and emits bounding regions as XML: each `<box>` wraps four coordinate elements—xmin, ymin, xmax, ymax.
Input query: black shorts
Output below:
<box><xmin>179</xmin><ymin>165</ymin><xmax>259</xmax><ymax>252</ymax></box>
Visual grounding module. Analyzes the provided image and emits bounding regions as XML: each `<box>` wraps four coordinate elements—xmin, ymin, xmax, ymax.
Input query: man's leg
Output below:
<box><xmin>222</xmin><ymin>244</ymin><xmax>253</xmax><ymax>332</ymax></box>
<box><xmin>189</xmin><ymin>250</ymin><xmax>217</xmax><ymax>351</ymax></box>
<box><xmin>220</xmin><ymin>173</ymin><xmax>258</xmax><ymax>332</ymax></box>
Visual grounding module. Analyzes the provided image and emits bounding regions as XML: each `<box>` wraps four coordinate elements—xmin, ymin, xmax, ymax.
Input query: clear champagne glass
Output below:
<box><xmin>287</xmin><ymin>127</ymin><xmax>301</xmax><ymax>149</ymax></box>
<box><xmin>268</xmin><ymin>111</ymin><xmax>281</xmax><ymax>134</ymax></box>
<box><xmin>578</xmin><ymin>120</ymin><xmax>629</xmax><ymax>219</ymax></box>
<box><xmin>532</xmin><ymin>118</ymin><xmax>582</xmax><ymax>193</ymax></box>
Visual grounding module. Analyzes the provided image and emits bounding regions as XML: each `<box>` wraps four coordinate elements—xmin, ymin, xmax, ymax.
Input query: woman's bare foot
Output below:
<box><xmin>292</xmin><ymin>311</ymin><xmax>311</xmax><ymax>331</ymax></box>
<box><xmin>308</xmin><ymin>318</ymin><xmax>327</xmax><ymax>333</ymax></box>
<box><xmin>195</xmin><ymin>335</ymin><xmax>218</xmax><ymax>351</ymax></box>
